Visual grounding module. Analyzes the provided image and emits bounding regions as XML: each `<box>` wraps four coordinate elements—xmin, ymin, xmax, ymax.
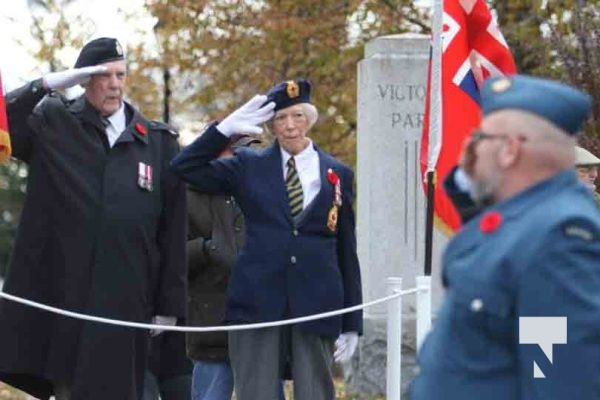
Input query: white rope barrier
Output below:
<box><xmin>0</xmin><ymin>278</ymin><xmax>434</xmax><ymax>400</ymax></box>
<box><xmin>0</xmin><ymin>287</ymin><xmax>421</xmax><ymax>332</ymax></box>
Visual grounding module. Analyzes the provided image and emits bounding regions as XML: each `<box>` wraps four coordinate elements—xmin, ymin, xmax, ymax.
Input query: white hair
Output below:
<box><xmin>299</xmin><ymin>103</ymin><xmax>319</xmax><ymax>128</ymax></box>
<box><xmin>266</xmin><ymin>102</ymin><xmax>319</xmax><ymax>131</ymax></box>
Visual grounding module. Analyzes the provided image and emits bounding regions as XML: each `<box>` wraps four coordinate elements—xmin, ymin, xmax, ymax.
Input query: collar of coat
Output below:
<box><xmin>69</xmin><ymin>96</ymin><xmax>149</xmax><ymax>145</ymax></box>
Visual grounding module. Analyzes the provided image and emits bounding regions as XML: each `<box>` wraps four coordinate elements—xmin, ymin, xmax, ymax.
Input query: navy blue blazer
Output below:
<box><xmin>171</xmin><ymin>124</ymin><xmax>363</xmax><ymax>337</ymax></box>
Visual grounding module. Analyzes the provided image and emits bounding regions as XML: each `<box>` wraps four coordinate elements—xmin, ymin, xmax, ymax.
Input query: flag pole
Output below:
<box><xmin>424</xmin><ymin>0</ymin><xmax>443</xmax><ymax>276</ymax></box>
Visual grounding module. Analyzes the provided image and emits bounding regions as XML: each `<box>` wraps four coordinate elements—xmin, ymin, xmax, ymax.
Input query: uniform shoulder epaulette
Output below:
<box><xmin>149</xmin><ymin>120</ymin><xmax>179</xmax><ymax>138</ymax></box>
<box><xmin>562</xmin><ymin>219</ymin><xmax>599</xmax><ymax>242</ymax></box>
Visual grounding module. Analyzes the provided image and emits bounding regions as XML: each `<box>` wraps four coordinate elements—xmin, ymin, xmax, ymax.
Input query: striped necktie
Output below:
<box><xmin>286</xmin><ymin>157</ymin><xmax>304</xmax><ymax>217</ymax></box>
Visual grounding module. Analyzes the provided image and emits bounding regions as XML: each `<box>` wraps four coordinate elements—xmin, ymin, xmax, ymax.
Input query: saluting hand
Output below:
<box><xmin>217</xmin><ymin>94</ymin><xmax>275</xmax><ymax>137</ymax></box>
<box><xmin>43</xmin><ymin>66</ymin><xmax>108</xmax><ymax>90</ymax></box>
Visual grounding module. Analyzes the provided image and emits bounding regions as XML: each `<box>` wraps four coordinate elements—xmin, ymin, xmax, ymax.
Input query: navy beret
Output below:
<box><xmin>481</xmin><ymin>75</ymin><xmax>591</xmax><ymax>136</ymax></box>
<box><xmin>266</xmin><ymin>79</ymin><xmax>312</xmax><ymax>111</ymax></box>
<box><xmin>74</xmin><ymin>37</ymin><xmax>125</xmax><ymax>68</ymax></box>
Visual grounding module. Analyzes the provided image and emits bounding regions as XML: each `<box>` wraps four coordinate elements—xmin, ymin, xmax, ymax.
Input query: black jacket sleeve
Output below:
<box><xmin>5</xmin><ymin>79</ymin><xmax>49</xmax><ymax>162</ymax></box>
<box><xmin>156</xmin><ymin>132</ymin><xmax>188</xmax><ymax>317</ymax></box>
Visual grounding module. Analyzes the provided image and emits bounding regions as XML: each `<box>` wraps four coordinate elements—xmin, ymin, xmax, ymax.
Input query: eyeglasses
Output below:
<box><xmin>470</xmin><ymin>130</ymin><xmax>527</xmax><ymax>143</ymax></box>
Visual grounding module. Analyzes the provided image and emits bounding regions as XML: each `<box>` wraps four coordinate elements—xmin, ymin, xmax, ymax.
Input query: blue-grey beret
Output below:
<box><xmin>74</xmin><ymin>37</ymin><xmax>125</xmax><ymax>68</ymax></box>
<box><xmin>266</xmin><ymin>79</ymin><xmax>312</xmax><ymax>111</ymax></box>
<box><xmin>481</xmin><ymin>75</ymin><xmax>591</xmax><ymax>136</ymax></box>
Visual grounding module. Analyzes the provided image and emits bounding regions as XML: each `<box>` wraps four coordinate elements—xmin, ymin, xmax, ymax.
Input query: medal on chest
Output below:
<box><xmin>326</xmin><ymin>168</ymin><xmax>342</xmax><ymax>232</ymax></box>
<box><xmin>138</xmin><ymin>162</ymin><xmax>153</xmax><ymax>191</ymax></box>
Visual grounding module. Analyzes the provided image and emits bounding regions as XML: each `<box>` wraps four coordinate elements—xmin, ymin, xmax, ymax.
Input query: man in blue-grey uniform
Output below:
<box><xmin>410</xmin><ymin>75</ymin><xmax>600</xmax><ymax>400</ymax></box>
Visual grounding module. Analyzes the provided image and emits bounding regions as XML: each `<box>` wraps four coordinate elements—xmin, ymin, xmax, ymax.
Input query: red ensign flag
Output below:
<box><xmin>420</xmin><ymin>0</ymin><xmax>517</xmax><ymax>232</ymax></box>
<box><xmin>0</xmin><ymin>71</ymin><xmax>11</xmax><ymax>163</ymax></box>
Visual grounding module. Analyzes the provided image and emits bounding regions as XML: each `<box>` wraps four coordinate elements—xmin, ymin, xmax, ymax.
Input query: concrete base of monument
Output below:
<box><xmin>344</xmin><ymin>317</ymin><xmax>419</xmax><ymax>399</ymax></box>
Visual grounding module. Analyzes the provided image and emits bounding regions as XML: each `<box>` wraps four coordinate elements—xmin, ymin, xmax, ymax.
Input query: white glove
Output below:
<box><xmin>216</xmin><ymin>94</ymin><xmax>275</xmax><ymax>137</ymax></box>
<box><xmin>150</xmin><ymin>315</ymin><xmax>177</xmax><ymax>337</ymax></box>
<box><xmin>334</xmin><ymin>331</ymin><xmax>359</xmax><ymax>363</ymax></box>
<box><xmin>454</xmin><ymin>167</ymin><xmax>472</xmax><ymax>192</ymax></box>
<box><xmin>43</xmin><ymin>66</ymin><xmax>107</xmax><ymax>90</ymax></box>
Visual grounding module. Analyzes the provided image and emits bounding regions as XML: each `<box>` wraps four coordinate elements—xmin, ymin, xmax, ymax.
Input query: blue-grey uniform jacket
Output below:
<box><xmin>170</xmin><ymin>124</ymin><xmax>363</xmax><ymax>337</ymax></box>
<box><xmin>411</xmin><ymin>170</ymin><xmax>600</xmax><ymax>400</ymax></box>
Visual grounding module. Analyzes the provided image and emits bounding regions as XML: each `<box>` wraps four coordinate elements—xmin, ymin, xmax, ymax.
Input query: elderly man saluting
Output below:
<box><xmin>0</xmin><ymin>38</ymin><xmax>187</xmax><ymax>400</ymax></box>
<box><xmin>171</xmin><ymin>79</ymin><xmax>363</xmax><ymax>400</ymax></box>
<box><xmin>410</xmin><ymin>75</ymin><xmax>600</xmax><ymax>400</ymax></box>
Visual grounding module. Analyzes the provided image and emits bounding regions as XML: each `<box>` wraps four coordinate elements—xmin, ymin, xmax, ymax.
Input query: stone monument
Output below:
<box><xmin>350</xmin><ymin>33</ymin><xmax>448</xmax><ymax>397</ymax></box>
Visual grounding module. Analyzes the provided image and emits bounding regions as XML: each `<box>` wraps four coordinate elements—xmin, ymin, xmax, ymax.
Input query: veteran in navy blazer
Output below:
<box><xmin>410</xmin><ymin>75</ymin><xmax>600</xmax><ymax>400</ymax></box>
<box><xmin>171</xmin><ymin>79</ymin><xmax>362</xmax><ymax>400</ymax></box>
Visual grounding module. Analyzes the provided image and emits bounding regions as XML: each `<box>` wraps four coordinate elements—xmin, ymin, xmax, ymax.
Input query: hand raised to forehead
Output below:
<box><xmin>43</xmin><ymin>66</ymin><xmax>108</xmax><ymax>90</ymax></box>
<box><xmin>217</xmin><ymin>95</ymin><xmax>276</xmax><ymax>137</ymax></box>
<box><xmin>459</xmin><ymin>135</ymin><xmax>477</xmax><ymax>177</ymax></box>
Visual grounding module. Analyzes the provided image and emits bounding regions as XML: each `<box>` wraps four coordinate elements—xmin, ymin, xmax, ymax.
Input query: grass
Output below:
<box><xmin>1</xmin><ymin>377</ymin><xmax>386</xmax><ymax>400</ymax></box>
<box><xmin>281</xmin><ymin>379</ymin><xmax>385</xmax><ymax>400</ymax></box>
<box><xmin>0</xmin><ymin>383</ymin><xmax>28</xmax><ymax>400</ymax></box>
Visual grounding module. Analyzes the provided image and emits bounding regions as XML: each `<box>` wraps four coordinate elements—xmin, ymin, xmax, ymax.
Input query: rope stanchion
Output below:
<box><xmin>0</xmin><ymin>287</ymin><xmax>421</xmax><ymax>332</ymax></box>
<box><xmin>386</xmin><ymin>277</ymin><xmax>403</xmax><ymax>400</ymax></box>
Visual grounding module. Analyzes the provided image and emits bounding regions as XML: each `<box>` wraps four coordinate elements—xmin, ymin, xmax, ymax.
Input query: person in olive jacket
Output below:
<box><xmin>186</xmin><ymin>135</ymin><xmax>260</xmax><ymax>400</ymax></box>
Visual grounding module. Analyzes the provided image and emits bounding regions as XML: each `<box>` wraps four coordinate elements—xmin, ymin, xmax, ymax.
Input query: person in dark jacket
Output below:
<box><xmin>186</xmin><ymin>135</ymin><xmax>261</xmax><ymax>400</ymax></box>
<box><xmin>0</xmin><ymin>37</ymin><xmax>187</xmax><ymax>400</ymax></box>
<box><xmin>170</xmin><ymin>79</ymin><xmax>363</xmax><ymax>400</ymax></box>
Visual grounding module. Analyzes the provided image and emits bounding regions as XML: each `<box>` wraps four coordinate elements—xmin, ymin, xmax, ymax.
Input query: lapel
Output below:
<box><xmin>296</xmin><ymin>145</ymin><xmax>335</xmax><ymax>228</ymax></box>
<box><xmin>114</xmin><ymin>103</ymin><xmax>149</xmax><ymax>146</ymax></box>
<box><xmin>69</xmin><ymin>97</ymin><xmax>149</xmax><ymax>145</ymax></box>
<box><xmin>69</xmin><ymin>96</ymin><xmax>105</xmax><ymax>132</ymax></box>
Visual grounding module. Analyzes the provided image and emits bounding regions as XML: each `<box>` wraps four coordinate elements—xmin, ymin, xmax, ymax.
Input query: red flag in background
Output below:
<box><xmin>0</xmin><ymin>71</ymin><xmax>11</xmax><ymax>164</ymax></box>
<box><xmin>420</xmin><ymin>0</ymin><xmax>517</xmax><ymax>233</ymax></box>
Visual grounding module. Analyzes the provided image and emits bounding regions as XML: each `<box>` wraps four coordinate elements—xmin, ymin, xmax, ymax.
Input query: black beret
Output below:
<box><xmin>74</xmin><ymin>37</ymin><xmax>125</xmax><ymax>68</ymax></box>
<box><xmin>265</xmin><ymin>79</ymin><xmax>312</xmax><ymax>111</ymax></box>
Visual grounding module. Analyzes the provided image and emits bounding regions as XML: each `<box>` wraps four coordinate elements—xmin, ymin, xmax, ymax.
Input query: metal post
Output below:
<box><xmin>416</xmin><ymin>275</ymin><xmax>432</xmax><ymax>353</ymax></box>
<box><xmin>386</xmin><ymin>277</ymin><xmax>403</xmax><ymax>400</ymax></box>
<box><xmin>162</xmin><ymin>67</ymin><xmax>171</xmax><ymax>124</ymax></box>
<box><xmin>424</xmin><ymin>171</ymin><xmax>435</xmax><ymax>276</ymax></box>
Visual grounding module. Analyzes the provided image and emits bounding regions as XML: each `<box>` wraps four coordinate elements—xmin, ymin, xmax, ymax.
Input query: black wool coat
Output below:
<box><xmin>0</xmin><ymin>80</ymin><xmax>187</xmax><ymax>400</ymax></box>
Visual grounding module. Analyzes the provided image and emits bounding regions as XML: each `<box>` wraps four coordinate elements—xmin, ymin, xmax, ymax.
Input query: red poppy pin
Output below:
<box><xmin>480</xmin><ymin>211</ymin><xmax>502</xmax><ymax>234</ymax></box>
<box><xmin>327</xmin><ymin>168</ymin><xmax>339</xmax><ymax>185</ymax></box>
<box><xmin>135</xmin><ymin>122</ymin><xmax>147</xmax><ymax>136</ymax></box>
<box><xmin>327</xmin><ymin>168</ymin><xmax>342</xmax><ymax>207</ymax></box>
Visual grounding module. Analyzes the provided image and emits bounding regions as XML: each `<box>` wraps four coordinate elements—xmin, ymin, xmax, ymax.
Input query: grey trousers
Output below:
<box><xmin>229</xmin><ymin>325</ymin><xmax>335</xmax><ymax>400</ymax></box>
